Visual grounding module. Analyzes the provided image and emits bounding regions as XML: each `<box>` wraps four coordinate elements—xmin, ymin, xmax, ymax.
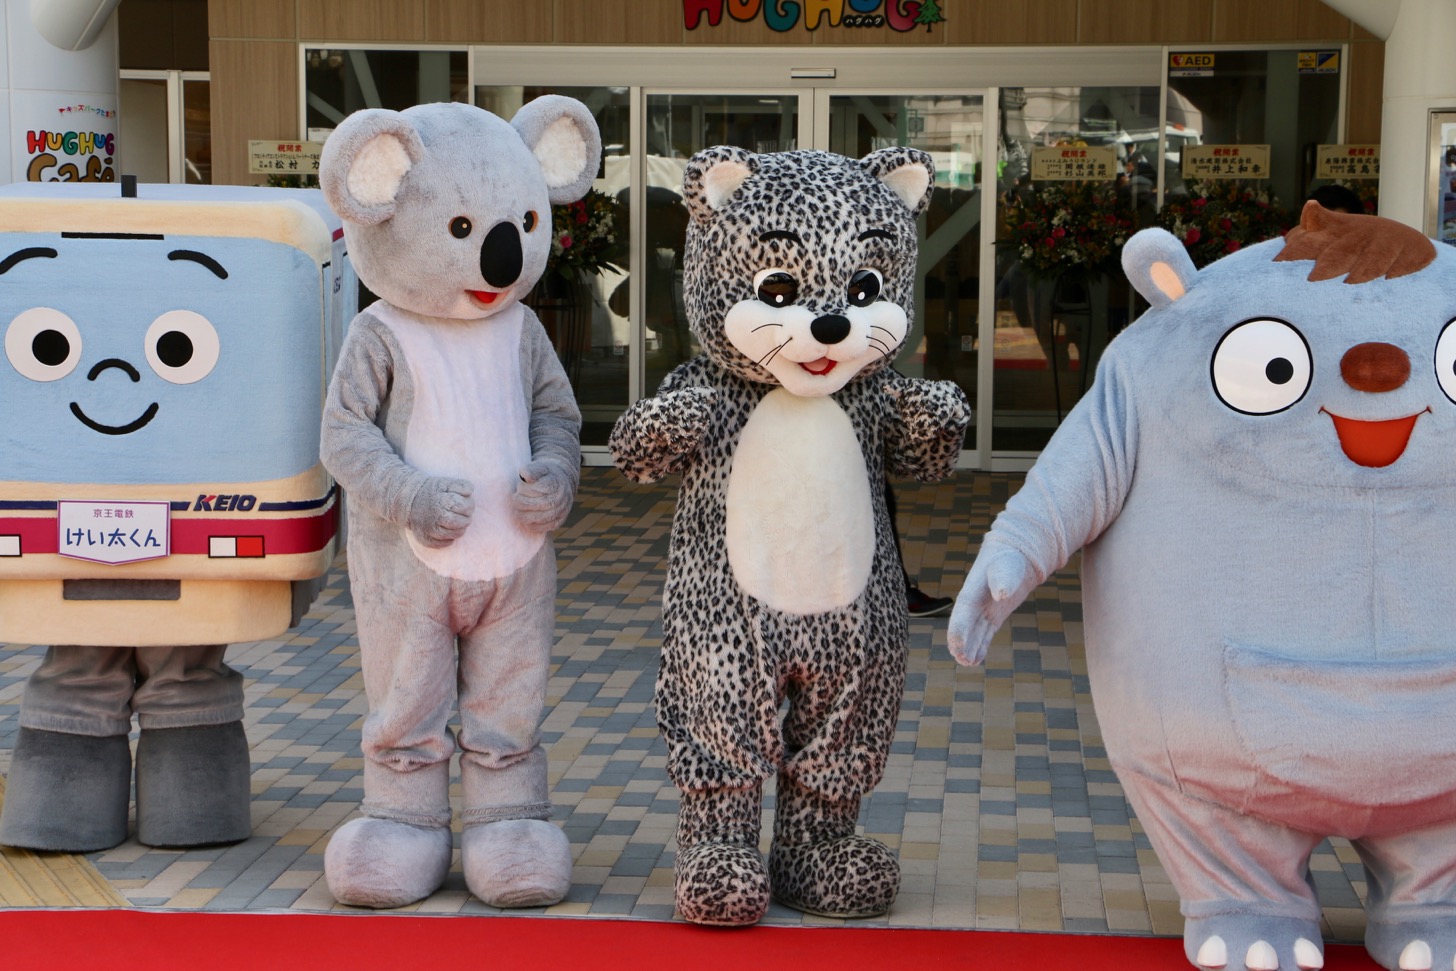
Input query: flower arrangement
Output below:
<box><xmin>545</xmin><ymin>188</ymin><xmax>621</xmax><ymax>281</ymax></box>
<box><xmin>1000</xmin><ymin>181</ymin><xmax>1135</xmax><ymax>280</ymax></box>
<box><xmin>1155</xmin><ymin>180</ymin><xmax>1295</xmax><ymax>268</ymax></box>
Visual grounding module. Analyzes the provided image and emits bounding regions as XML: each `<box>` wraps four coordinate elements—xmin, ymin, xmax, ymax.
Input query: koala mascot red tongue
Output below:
<box><xmin>318</xmin><ymin>98</ymin><xmax>596</xmax><ymax>910</ymax></box>
<box><xmin>611</xmin><ymin>147</ymin><xmax>970</xmax><ymax>926</ymax></box>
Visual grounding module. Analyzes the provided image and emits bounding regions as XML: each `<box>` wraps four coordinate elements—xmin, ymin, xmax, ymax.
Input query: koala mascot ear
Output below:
<box><xmin>682</xmin><ymin>146</ymin><xmax>758</xmax><ymax>226</ymax></box>
<box><xmin>511</xmin><ymin>95</ymin><xmax>603</xmax><ymax>205</ymax></box>
<box><xmin>1122</xmin><ymin>227</ymin><xmax>1198</xmax><ymax>308</ymax></box>
<box><xmin>318</xmin><ymin>109</ymin><xmax>426</xmax><ymax>227</ymax></box>
<box><xmin>860</xmin><ymin>147</ymin><xmax>935</xmax><ymax>217</ymax></box>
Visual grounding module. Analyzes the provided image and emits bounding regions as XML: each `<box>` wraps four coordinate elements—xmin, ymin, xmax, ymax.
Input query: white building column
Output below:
<box><xmin>2</xmin><ymin>0</ymin><xmax>122</xmax><ymax>184</ymax></box>
<box><xmin>1322</xmin><ymin>0</ymin><xmax>1456</xmax><ymax>229</ymax></box>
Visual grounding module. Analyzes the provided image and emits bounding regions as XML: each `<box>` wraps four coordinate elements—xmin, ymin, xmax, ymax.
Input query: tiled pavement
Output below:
<box><xmin>0</xmin><ymin>469</ymin><xmax>1369</xmax><ymax>942</ymax></box>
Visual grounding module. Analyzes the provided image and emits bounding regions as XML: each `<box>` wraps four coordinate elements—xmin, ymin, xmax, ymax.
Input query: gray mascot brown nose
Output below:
<box><xmin>480</xmin><ymin>221</ymin><xmax>523</xmax><ymax>288</ymax></box>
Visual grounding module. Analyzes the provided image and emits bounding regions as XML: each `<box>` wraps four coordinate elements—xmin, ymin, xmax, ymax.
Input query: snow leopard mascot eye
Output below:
<box><xmin>610</xmin><ymin>146</ymin><xmax>971</xmax><ymax>925</ymax></box>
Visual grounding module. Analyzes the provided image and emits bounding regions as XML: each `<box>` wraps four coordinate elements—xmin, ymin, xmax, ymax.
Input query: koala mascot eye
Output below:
<box><xmin>1210</xmin><ymin>318</ymin><xmax>1312</xmax><ymax>415</ymax></box>
<box><xmin>847</xmin><ymin>269</ymin><xmax>883</xmax><ymax>308</ymax></box>
<box><xmin>449</xmin><ymin>216</ymin><xmax>472</xmax><ymax>239</ymax></box>
<box><xmin>755</xmin><ymin>269</ymin><xmax>798</xmax><ymax>307</ymax></box>
<box><xmin>523</xmin><ymin>210</ymin><xmax>538</xmax><ymax>232</ymax></box>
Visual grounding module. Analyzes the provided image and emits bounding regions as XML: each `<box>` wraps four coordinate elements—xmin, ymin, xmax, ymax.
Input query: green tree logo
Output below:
<box><xmin>915</xmin><ymin>0</ymin><xmax>946</xmax><ymax>32</ymax></box>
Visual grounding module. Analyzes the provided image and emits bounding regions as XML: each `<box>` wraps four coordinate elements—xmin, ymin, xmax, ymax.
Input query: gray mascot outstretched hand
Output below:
<box><xmin>611</xmin><ymin>147</ymin><xmax>970</xmax><ymax>926</ymax></box>
<box><xmin>949</xmin><ymin>202</ymin><xmax>1456</xmax><ymax>971</ymax></box>
<box><xmin>318</xmin><ymin>97</ymin><xmax>597</xmax><ymax>909</ymax></box>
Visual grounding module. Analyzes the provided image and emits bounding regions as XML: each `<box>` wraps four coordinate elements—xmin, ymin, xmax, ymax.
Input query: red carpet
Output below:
<box><xmin>2</xmin><ymin>909</ymin><xmax>1384</xmax><ymax>970</ymax></box>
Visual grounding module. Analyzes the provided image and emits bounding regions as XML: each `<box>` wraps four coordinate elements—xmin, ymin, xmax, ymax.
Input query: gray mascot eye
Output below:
<box><xmin>1210</xmin><ymin>318</ymin><xmax>1312</xmax><ymax>415</ymax></box>
<box><xmin>847</xmin><ymin>269</ymin><xmax>883</xmax><ymax>307</ymax></box>
<box><xmin>755</xmin><ymin>269</ymin><xmax>799</xmax><ymax>307</ymax></box>
<box><xmin>450</xmin><ymin>216</ymin><xmax>472</xmax><ymax>239</ymax></box>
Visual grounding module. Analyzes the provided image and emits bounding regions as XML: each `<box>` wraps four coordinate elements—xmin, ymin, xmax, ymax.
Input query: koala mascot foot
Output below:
<box><xmin>1366</xmin><ymin>917</ymin><xmax>1456</xmax><ymax>971</ymax></box>
<box><xmin>135</xmin><ymin>722</ymin><xmax>251</xmax><ymax>848</ymax></box>
<box><xmin>324</xmin><ymin>816</ymin><xmax>452</xmax><ymax>909</ymax></box>
<box><xmin>462</xmin><ymin>818</ymin><xmax>571</xmax><ymax>907</ymax></box>
<box><xmin>1183</xmin><ymin>915</ymin><xmax>1324</xmax><ymax>971</ymax></box>
<box><xmin>0</xmin><ymin>727</ymin><xmax>130</xmax><ymax>851</ymax></box>
<box><xmin>768</xmin><ymin>778</ymin><xmax>899</xmax><ymax>918</ymax></box>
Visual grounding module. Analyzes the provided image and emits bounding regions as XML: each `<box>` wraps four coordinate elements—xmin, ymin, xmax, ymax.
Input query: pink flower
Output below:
<box><xmin>559</xmin><ymin>234</ymin><xmax>573</xmax><ymax>248</ymax></box>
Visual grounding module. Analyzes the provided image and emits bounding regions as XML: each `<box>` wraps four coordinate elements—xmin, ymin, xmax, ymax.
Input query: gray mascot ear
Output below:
<box><xmin>1122</xmin><ymin>227</ymin><xmax>1197</xmax><ymax>307</ymax></box>
<box><xmin>512</xmin><ymin>95</ymin><xmax>603</xmax><ymax>205</ymax></box>
<box><xmin>682</xmin><ymin>146</ymin><xmax>758</xmax><ymax>226</ymax></box>
<box><xmin>860</xmin><ymin>147</ymin><xmax>935</xmax><ymax>217</ymax></box>
<box><xmin>319</xmin><ymin>109</ymin><xmax>426</xmax><ymax>226</ymax></box>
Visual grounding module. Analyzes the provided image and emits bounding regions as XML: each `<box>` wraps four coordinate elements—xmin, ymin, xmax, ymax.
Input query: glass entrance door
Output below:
<box><xmin>823</xmin><ymin>93</ymin><xmax>985</xmax><ymax>458</ymax></box>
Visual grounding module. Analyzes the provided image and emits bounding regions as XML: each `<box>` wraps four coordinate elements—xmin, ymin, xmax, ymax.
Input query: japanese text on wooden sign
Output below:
<box><xmin>247</xmin><ymin>140</ymin><xmax>322</xmax><ymax>176</ymax></box>
<box><xmin>1030</xmin><ymin>145</ymin><xmax>1117</xmax><ymax>182</ymax></box>
<box><xmin>1315</xmin><ymin>144</ymin><xmax>1380</xmax><ymax>180</ymax></box>
<box><xmin>1183</xmin><ymin>144</ymin><xmax>1270</xmax><ymax>180</ymax></box>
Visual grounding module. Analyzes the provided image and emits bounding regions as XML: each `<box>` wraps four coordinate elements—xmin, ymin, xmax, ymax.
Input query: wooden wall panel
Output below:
<box><xmin>1078</xmin><ymin>0</ymin><xmax>1211</xmax><ymax>45</ymax></box>
<box><xmin>814</xmin><ymin>22</ymin><xmax>950</xmax><ymax>47</ymax></box>
<box><xmin>560</xmin><ymin>0</ymin><xmax>680</xmax><ymax>45</ymax></box>
<box><xmin>1213</xmin><ymin>0</ymin><xmax>1349</xmax><ymax>42</ymax></box>
<box><xmin>298</xmin><ymin>0</ymin><xmax>426</xmax><ymax>42</ymax></box>
<box><xmin>209</xmin><ymin>40</ymin><xmax>298</xmax><ymax>185</ymax></box>
<box><xmin>944</xmin><ymin>0</ymin><xmax>1076</xmax><ymax>45</ymax></box>
<box><xmin>1345</xmin><ymin>40</ymin><xmax>1384</xmax><ymax>145</ymax></box>
<box><xmin>208</xmin><ymin>0</ymin><xmax>294</xmax><ymax>40</ymax></box>
<box><xmin>426</xmin><ymin>0</ymin><xmax>553</xmax><ymax>44</ymax></box>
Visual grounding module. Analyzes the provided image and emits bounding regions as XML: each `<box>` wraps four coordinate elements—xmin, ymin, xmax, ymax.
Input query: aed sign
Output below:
<box><xmin>1169</xmin><ymin>53</ymin><xmax>1215</xmax><ymax>77</ymax></box>
<box><xmin>58</xmin><ymin>500</ymin><xmax>171</xmax><ymax>565</ymax></box>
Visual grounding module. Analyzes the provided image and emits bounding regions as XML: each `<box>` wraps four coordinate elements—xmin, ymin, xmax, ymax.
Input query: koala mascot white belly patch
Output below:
<box><xmin>374</xmin><ymin>302</ymin><xmax>542</xmax><ymax>581</ymax></box>
<box><xmin>726</xmin><ymin>389</ymin><xmax>873</xmax><ymax>614</ymax></box>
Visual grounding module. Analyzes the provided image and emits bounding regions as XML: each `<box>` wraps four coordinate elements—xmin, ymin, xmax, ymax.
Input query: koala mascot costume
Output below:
<box><xmin>318</xmin><ymin>98</ymin><xmax>597</xmax><ymax>909</ymax></box>
<box><xmin>611</xmin><ymin>147</ymin><xmax>970</xmax><ymax>926</ymax></box>
<box><xmin>950</xmin><ymin>203</ymin><xmax>1456</xmax><ymax>971</ymax></box>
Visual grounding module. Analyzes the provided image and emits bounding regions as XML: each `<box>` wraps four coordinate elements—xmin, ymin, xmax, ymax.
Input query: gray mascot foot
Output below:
<box><xmin>135</xmin><ymin>722</ymin><xmax>252</xmax><ymax>848</ymax></box>
<box><xmin>462</xmin><ymin>818</ymin><xmax>572</xmax><ymax>907</ymax></box>
<box><xmin>1366</xmin><ymin>917</ymin><xmax>1456</xmax><ymax>971</ymax></box>
<box><xmin>768</xmin><ymin>835</ymin><xmax>900</xmax><ymax>918</ymax></box>
<box><xmin>1184</xmin><ymin>915</ymin><xmax>1325</xmax><ymax>970</ymax></box>
<box><xmin>324</xmin><ymin>816</ymin><xmax>452</xmax><ymax>909</ymax></box>
<box><xmin>674</xmin><ymin>841</ymin><xmax>771</xmax><ymax>926</ymax></box>
<box><xmin>0</xmin><ymin>727</ymin><xmax>131</xmax><ymax>852</ymax></box>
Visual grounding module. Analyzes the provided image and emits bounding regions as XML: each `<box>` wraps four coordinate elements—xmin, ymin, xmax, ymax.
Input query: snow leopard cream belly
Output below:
<box><xmin>725</xmin><ymin>388</ymin><xmax>874</xmax><ymax>615</ymax></box>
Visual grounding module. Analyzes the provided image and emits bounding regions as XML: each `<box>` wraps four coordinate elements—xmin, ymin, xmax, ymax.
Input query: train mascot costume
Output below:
<box><xmin>317</xmin><ymin>98</ymin><xmax>595</xmax><ymax>909</ymax></box>
<box><xmin>0</xmin><ymin>182</ymin><xmax>350</xmax><ymax>852</ymax></box>
<box><xmin>950</xmin><ymin>202</ymin><xmax>1456</xmax><ymax>971</ymax></box>
<box><xmin>610</xmin><ymin>146</ymin><xmax>971</xmax><ymax>925</ymax></box>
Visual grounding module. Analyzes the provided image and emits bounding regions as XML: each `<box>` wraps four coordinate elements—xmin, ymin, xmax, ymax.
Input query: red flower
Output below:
<box><xmin>559</xmin><ymin>234</ymin><xmax>573</xmax><ymax>249</ymax></box>
<box><xmin>1226</xmin><ymin>239</ymin><xmax>1241</xmax><ymax>253</ymax></box>
<box><xmin>1043</xmin><ymin>236</ymin><xmax>1057</xmax><ymax>248</ymax></box>
<box><xmin>1185</xmin><ymin>227</ymin><xmax>1202</xmax><ymax>245</ymax></box>
<box><xmin>1052</xmin><ymin>227</ymin><xmax>1066</xmax><ymax>238</ymax></box>
<box><xmin>1219</xmin><ymin>218</ymin><xmax>1233</xmax><ymax>231</ymax></box>
<box><xmin>1192</xmin><ymin>197</ymin><xmax>1208</xmax><ymax>209</ymax></box>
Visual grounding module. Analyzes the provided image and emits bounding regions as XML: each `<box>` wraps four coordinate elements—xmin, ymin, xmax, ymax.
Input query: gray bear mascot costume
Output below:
<box><xmin>318</xmin><ymin>98</ymin><xmax>597</xmax><ymax>909</ymax></box>
<box><xmin>611</xmin><ymin>147</ymin><xmax>970</xmax><ymax>925</ymax></box>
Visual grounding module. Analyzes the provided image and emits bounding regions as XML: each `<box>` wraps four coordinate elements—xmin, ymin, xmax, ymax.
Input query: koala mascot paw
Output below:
<box><xmin>462</xmin><ymin>818</ymin><xmax>572</xmax><ymax>908</ymax></box>
<box><xmin>406</xmin><ymin>476</ymin><xmax>474</xmax><ymax>547</ymax></box>
<box><xmin>512</xmin><ymin>461</ymin><xmax>575</xmax><ymax>532</ymax></box>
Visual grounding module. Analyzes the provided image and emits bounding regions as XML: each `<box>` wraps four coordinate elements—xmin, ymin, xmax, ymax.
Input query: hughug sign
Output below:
<box><xmin>684</xmin><ymin>0</ymin><xmax>946</xmax><ymax>33</ymax></box>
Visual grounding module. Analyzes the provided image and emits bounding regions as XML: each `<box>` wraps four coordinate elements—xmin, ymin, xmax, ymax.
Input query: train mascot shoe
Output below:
<box><xmin>950</xmin><ymin>202</ymin><xmax>1456</xmax><ymax>971</ymax></box>
<box><xmin>610</xmin><ymin>146</ymin><xmax>970</xmax><ymax>925</ymax></box>
<box><xmin>318</xmin><ymin>98</ymin><xmax>596</xmax><ymax>909</ymax></box>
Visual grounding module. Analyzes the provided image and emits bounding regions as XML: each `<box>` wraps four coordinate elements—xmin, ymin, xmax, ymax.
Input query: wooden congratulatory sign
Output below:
<box><xmin>1030</xmin><ymin>145</ymin><xmax>1117</xmax><ymax>181</ymax></box>
<box><xmin>247</xmin><ymin>140</ymin><xmax>323</xmax><ymax>176</ymax></box>
<box><xmin>1183</xmin><ymin>144</ymin><xmax>1270</xmax><ymax>180</ymax></box>
<box><xmin>1315</xmin><ymin>144</ymin><xmax>1380</xmax><ymax>180</ymax></box>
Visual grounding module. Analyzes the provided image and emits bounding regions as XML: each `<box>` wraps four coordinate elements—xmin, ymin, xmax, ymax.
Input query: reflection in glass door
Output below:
<box><xmin>826</xmin><ymin>93</ymin><xmax>984</xmax><ymax>454</ymax></box>
<box><xmin>642</xmin><ymin>93</ymin><xmax>803</xmax><ymax>396</ymax></box>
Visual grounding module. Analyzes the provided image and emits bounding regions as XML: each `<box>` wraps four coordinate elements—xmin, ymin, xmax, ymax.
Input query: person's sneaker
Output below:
<box><xmin>907</xmin><ymin>586</ymin><xmax>953</xmax><ymax>618</ymax></box>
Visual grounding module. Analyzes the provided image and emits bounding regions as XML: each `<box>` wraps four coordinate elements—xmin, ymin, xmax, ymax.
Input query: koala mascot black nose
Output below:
<box><xmin>480</xmin><ymin>221</ymin><xmax>523</xmax><ymax>288</ymax></box>
<box><xmin>810</xmin><ymin>314</ymin><xmax>852</xmax><ymax>345</ymax></box>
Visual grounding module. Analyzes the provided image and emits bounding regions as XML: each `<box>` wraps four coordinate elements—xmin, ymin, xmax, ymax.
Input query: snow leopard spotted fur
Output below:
<box><xmin>610</xmin><ymin>146</ymin><xmax>970</xmax><ymax>926</ymax></box>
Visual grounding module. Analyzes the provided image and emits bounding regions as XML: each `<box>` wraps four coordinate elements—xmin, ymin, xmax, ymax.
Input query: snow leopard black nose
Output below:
<box><xmin>480</xmin><ymin>221</ymin><xmax>523</xmax><ymax>288</ymax></box>
<box><xmin>810</xmin><ymin>314</ymin><xmax>851</xmax><ymax>345</ymax></box>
